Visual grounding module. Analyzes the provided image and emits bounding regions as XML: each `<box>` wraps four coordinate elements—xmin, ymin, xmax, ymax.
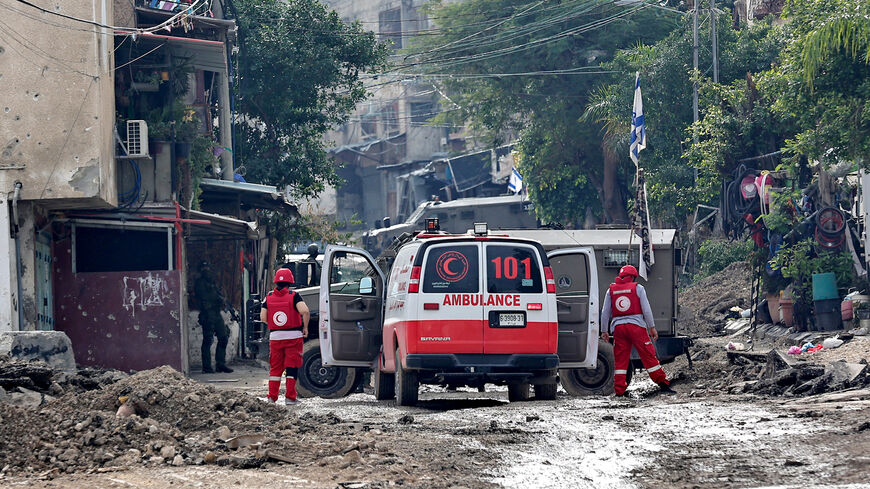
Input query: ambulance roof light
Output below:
<box><xmin>425</xmin><ymin>218</ymin><xmax>440</xmax><ymax>232</ymax></box>
<box><xmin>473</xmin><ymin>222</ymin><xmax>488</xmax><ymax>236</ymax></box>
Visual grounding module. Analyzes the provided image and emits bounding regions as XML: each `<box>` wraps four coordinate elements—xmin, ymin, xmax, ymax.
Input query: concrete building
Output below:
<box><xmin>321</xmin><ymin>0</ymin><xmax>518</xmax><ymax>232</ymax></box>
<box><xmin>1</xmin><ymin>0</ymin><xmax>293</xmax><ymax>373</ymax></box>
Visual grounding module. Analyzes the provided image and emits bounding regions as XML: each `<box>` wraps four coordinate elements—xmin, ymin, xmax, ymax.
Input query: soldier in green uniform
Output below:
<box><xmin>194</xmin><ymin>262</ymin><xmax>233</xmax><ymax>373</ymax></box>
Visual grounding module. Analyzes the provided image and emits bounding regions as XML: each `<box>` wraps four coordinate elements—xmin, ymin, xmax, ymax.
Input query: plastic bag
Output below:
<box><xmin>822</xmin><ymin>337</ymin><xmax>844</xmax><ymax>349</ymax></box>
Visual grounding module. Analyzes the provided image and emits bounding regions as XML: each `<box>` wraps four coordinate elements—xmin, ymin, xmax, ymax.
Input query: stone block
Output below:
<box><xmin>0</xmin><ymin>331</ymin><xmax>76</xmax><ymax>371</ymax></box>
<box><xmin>825</xmin><ymin>361</ymin><xmax>867</xmax><ymax>386</ymax></box>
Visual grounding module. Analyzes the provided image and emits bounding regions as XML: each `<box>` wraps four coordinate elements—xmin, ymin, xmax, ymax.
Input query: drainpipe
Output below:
<box><xmin>11</xmin><ymin>182</ymin><xmax>24</xmax><ymax>330</ymax></box>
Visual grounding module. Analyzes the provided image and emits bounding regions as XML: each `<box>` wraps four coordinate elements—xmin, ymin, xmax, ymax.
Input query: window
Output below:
<box><xmin>422</xmin><ymin>245</ymin><xmax>479</xmax><ymax>293</ymax></box>
<box><xmin>329</xmin><ymin>251</ymin><xmax>376</xmax><ymax>295</ymax></box>
<box><xmin>602</xmin><ymin>249</ymin><xmax>640</xmax><ymax>268</ymax></box>
<box><xmin>485</xmin><ymin>245</ymin><xmax>542</xmax><ymax>294</ymax></box>
<box><xmin>382</xmin><ymin>103</ymin><xmax>399</xmax><ymax>136</ymax></box>
<box><xmin>74</xmin><ymin>225</ymin><xmax>171</xmax><ymax>273</ymax></box>
<box><xmin>410</xmin><ymin>101</ymin><xmax>434</xmax><ymax>123</ymax></box>
<box><xmin>379</xmin><ymin>8</ymin><xmax>402</xmax><ymax>50</ymax></box>
<box><xmin>360</xmin><ymin>113</ymin><xmax>378</xmax><ymax>139</ymax></box>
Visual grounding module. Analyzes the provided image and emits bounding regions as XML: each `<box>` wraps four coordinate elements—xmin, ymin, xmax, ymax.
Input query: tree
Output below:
<box><xmin>232</xmin><ymin>0</ymin><xmax>388</xmax><ymax>197</ymax></box>
<box><xmin>586</xmin><ymin>13</ymin><xmax>784</xmax><ymax>225</ymax></box>
<box><xmin>406</xmin><ymin>0</ymin><xmax>681</xmax><ymax>226</ymax></box>
<box><xmin>769</xmin><ymin>0</ymin><xmax>870</xmax><ymax>167</ymax></box>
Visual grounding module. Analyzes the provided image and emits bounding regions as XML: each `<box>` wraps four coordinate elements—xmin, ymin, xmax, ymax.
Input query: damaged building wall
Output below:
<box><xmin>0</xmin><ymin>0</ymin><xmax>117</xmax><ymax>207</ymax></box>
<box><xmin>52</xmin><ymin>230</ymin><xmax>186</xmax><ymax>372</ymax></box>
<box><xmin>0</xmin><ymin>0</ymin><xmax>117</xmax><ymax>333</ymax></box>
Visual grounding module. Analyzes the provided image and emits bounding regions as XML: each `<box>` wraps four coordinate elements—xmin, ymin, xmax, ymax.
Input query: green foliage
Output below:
<box><xmin>144</xmin><ymin>102</ymin><xmax>200</xmax><ymax>141</ymax></box>
<box><xmin>590</xmin><ymin>14</ymin><xmax>785</xmax><ymax>225</ymax></box>
<box><xmin>233</xmin><ymin>0</ymin><xmax>388</xmax><ymax>197</ymax></box>
<box><xmin>186</xmin><ymin>135</ymin><xmax>219</xmax><ymax>210</ymax></box>
<box><xmin>696</xmin><ymin>238</ymin><xmax>754</xmax><ymax>279</ymax></box>
<box><xmin>771</xmin><ymin>239</ymin><xmax>855</xmax><ymax>303</ymax></box>
<box><xmin>769</xmin><ymin>0</ymin><xmax>870</xmax><ymax>167</ymax></box>
<box><xmin>407</xmin><ymin>0</ymin><xmax>682</xmax><ymax>226</ymax></box>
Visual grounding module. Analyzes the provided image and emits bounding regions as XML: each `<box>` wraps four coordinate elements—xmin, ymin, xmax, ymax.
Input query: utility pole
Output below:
<box><xmin>711</xmin><ymin>0</ymin><xmax>719</xmax><ymax>83</ymax></box>
<box><xmin>692</xmin><ymin>0</ymin><xmax>700</xmax><ymax>185</ymax></box>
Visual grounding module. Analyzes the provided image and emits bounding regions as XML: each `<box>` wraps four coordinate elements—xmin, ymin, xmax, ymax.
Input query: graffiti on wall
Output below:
<box><xmin>122</xmin><ymin>273</ymin><xmax>171</xmax><ymax>316</ymax></box>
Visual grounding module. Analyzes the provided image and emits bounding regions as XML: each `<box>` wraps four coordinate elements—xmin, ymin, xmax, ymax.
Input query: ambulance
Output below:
<box><xmin>318</xmin><ymin>222</ymin><xmax>600</xmax><ymax>405</ymax></box>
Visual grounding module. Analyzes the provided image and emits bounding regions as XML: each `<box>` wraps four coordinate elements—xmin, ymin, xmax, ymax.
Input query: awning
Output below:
<box><xmin>135</xmin><ymin>7</ymin><xmax>237</xmax><ymax>31</ymax></box>
<box><xmin>199</xmin><ymin>178</ymin><xmax>299</xmax><ymax>214</ymax></box>
<box><xmin>60</xmin><ymin>204</ymin><xmax>259</xmax><ymax>240</ymax></box>
<box><xmin>135</xmin><ymin>33</ymin><xmax>228</xmax><ymax>74</ymax></box>
<box><xmin>328</xmin><ymin>132</ymin><xmax>405</xmax><ymax>155</ymax></box>
<box><xmin>445</xmin><ymin>150</ymin><xmax>492</xmax><ymax>192</ymax></box>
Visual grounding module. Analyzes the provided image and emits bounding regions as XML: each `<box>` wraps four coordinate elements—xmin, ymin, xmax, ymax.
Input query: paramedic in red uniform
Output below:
<box><xmin>600</xmin><ymin>265</ymin><xmax>674</xmax><ymax>396</ymax></box>
<box><xmin>260</xmin><ymin>268</ymin><xmax>310</xmax><ymax>405</ymax></box>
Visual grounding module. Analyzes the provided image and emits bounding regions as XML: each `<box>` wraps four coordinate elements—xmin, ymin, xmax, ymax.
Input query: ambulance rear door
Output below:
<box><xmin>547</xmin><ymin>247</ymin><xmax>599</xmax><ymax>368</ymax></box>
<box><xmin>319</xmin><ymin>245</ymin><xmax>385</xmax><ymax>367</ymax></box>
<box><xmin>482</xmin><ymin>242</ymin><xmax>550</xmax><ymax>354</ymax></box>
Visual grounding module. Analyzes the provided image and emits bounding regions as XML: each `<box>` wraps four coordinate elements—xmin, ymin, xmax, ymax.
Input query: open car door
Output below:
<box><xmin>319</xmin><ymin>245</ymin><xmax>385</xmax><ymax>367</ymax></box>
<box><xmin>547</xmin><ymin>248</ymin><xmax>599</xmax><ymax>368</ymax></box>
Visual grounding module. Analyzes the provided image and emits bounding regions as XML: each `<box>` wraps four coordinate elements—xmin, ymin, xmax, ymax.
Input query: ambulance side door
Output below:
<box><xmin>547</xmin><ymin>247</ymin><xmax>600</xmax><ymax>368</ymax></box>
<box><xmin>319</xmin><ymin>245</ymin><xmax>385</xmax><ymax>367</ymax></box>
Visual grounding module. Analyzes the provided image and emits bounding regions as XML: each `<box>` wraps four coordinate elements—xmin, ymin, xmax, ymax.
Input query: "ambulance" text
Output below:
<box><xmin>442</xmin><ymin>294</ymin><xmax>522</xmax><ymax>306</ymax></box>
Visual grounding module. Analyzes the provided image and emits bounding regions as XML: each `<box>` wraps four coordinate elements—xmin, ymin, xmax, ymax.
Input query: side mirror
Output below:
<box><xmin>359</xmin><ymin>277</ymin><xmax>374</xmax><ymax>295</ymax></box>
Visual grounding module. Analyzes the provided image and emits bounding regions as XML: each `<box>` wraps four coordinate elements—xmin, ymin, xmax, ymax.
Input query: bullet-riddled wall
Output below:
<box><xmin>0</xmin><ymin>0</ymin><xmax>117</xmax><ymax>333</ymax></box>
<box><xmin>0</xmin><ymin>0</ymin><xmax>116</xmax><ymax>207</ymax></box>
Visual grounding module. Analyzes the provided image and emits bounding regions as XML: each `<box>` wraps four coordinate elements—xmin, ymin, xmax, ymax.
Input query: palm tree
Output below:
<box><xmin>800</xmin><ymin>3</ymin><xmax>870</xmax><ymax>89</ymax></box>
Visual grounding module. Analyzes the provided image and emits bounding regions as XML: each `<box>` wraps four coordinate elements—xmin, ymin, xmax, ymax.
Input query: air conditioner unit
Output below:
<box><xmin>126</xmin><ymin>120</ymin><xmax>149</xmax><ymax>157</ymax></box>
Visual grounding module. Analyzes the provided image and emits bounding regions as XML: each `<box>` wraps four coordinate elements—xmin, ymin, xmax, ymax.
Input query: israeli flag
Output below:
<box><xmin>508</xmin><ymin>167</ymin><xmax>523</xmax><ymax>194</ymax></box>
<box><xmin>629</xmin><ymin>72</ymin><xmax>646</xmax><ymax>165</ymax></box>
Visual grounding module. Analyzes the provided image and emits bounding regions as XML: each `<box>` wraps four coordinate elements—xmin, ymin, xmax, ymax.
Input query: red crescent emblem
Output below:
<box><xmin>435</xmin><ymin>251</ymin><xmax>469</xmax><ymax>283</ymax></box>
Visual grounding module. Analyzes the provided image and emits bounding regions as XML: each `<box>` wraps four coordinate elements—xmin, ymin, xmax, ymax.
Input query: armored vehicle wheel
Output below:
<box><xmin>297</xmin><ymin>339</ymin><xmax>360</xmax><ymax>399</ymax></box>
<box><xmin>560</xmin><ymin>340</ymin><xmax>615</xmax><ymax>396</ymax></box>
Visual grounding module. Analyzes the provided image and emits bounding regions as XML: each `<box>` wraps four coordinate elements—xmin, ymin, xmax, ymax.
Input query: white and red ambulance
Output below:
<box><xmin>318</xmin><ymin>223</ymin><xmax>600</xmax><ymax>405</ymax></box>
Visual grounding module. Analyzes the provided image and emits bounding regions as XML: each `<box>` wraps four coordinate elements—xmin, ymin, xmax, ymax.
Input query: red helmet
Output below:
<box><xmin>618</xmin><ymin>265</ymin><xmax>638</xmax><ymax>279</ymax></box>
<box><xmin>274</xmin><ymin>268</ymin><xmax>294</xmax><ymax>284</ymax></box>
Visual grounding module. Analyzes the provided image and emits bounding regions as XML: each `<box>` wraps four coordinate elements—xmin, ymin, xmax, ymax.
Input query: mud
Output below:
<box><xmin>679</xmin><ymin>262</ymin><xmax>753</xmax><ymax>337</ymax></box>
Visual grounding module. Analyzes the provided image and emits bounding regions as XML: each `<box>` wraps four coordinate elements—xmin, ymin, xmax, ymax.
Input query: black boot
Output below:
<box><xmin>216</xmin><ymin>365</ymin><xmax>234</xmax><ymax>373</ymax></box>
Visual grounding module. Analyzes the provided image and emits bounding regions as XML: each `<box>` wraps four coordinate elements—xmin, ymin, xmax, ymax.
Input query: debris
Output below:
<box><xmin>216</xmin><ymin>425</ymin><xmax>232</xmax><ymax>441</ymax></box>
<box><xmin>397</xmin><ymin>415</ymin><xmax>414</xmax><ymax>424</ymax></box>
<box><xmin>727</xmin><ymin>342</ymin><xmax>747</xmax><ymax>351</ymax></box>
<box><xmin>0</xmin><ymin>331</ymin><xmax>76</xmax><ymax>371</ymax></box>
<box><xmin>679</xmin><ymin>262</ymin><xmax>753</xmax><ymax>337</ymax></box>
<box><xmin>225</xmin><ymin>434</ymin><xmax>266</xmax><ymax>450</ymax></box>
<box><xmin>115</xmin><ymin>402</ymin><xmax>135</xmax><ymax>418</ymax></box>
<box><xmin>822</xmin><ymin>338</ymin><xmax>844</xmax><ymax>349</ymax></box>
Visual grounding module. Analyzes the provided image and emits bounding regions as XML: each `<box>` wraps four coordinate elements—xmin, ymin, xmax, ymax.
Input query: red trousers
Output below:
<box><xmin>612</xmin><ymin>323</ymin><xmax>668</xmax><ymax>395</ymax></box>
<box><xmin>269</xmin><ymin>338</ymin><xmax>303</xmax><ymax>401</ymax></box>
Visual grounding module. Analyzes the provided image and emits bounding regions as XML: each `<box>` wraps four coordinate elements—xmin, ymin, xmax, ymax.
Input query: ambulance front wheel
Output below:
<box><xmin>297</xmin><ymin>339</ymin><xmax>360</xmax><ymax>399</ymax></box>
<box><xmin>560</xmin><ymin>340</ymin><xmax>615</xmax><ymax>396</ymax></box>
<box><xmin>374</xmin><ymin>350</ymin><xmax>395</xmax><ymax>401</ymax></box>
<box><xmin>394</xmin><ymin>348</ymin><xmax>418</xmax><ymax>406</ymax></box>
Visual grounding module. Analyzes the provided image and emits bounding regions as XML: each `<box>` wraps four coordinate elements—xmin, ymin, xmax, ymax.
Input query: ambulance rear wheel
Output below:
<box><xmin>297</xmin><ymin>339</ymin><xmax>360</xmax><ymax>399</ymax></box>
<box><xmin>394</xmin><ymin>348</ymin><xmax>418</xmax><ymax>406</ymax></box>
<box><xmin>560</xmin><ymin>341</ymin><xmax>615</xmax><ymax>396</ymax></box>
<box><xmin>534</xmin><ymin>382</ymin><xmax>557</xmax><ymax>400</ymax></box>
<box><xmin>374</xmin><ymin>351</ymin><xmax>395</xmax><ymax>401</ymax></box>
<box><xmin>508</xmin><ymin>383</ymin><xmax>531</xmax><ymax>402</ymax></box>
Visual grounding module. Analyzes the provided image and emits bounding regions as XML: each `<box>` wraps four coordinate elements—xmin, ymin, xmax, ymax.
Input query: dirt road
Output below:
<box><xmin>6</xmin><ymin>371</ymin><xmax>870</xmax><ymax>489</ymax></box>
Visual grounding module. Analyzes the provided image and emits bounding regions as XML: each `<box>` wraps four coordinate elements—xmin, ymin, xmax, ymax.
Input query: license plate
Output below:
<box><xmin>499</xmin><ymin>313</ymin><xmax>525</xmax><ymax>327</ymax></box>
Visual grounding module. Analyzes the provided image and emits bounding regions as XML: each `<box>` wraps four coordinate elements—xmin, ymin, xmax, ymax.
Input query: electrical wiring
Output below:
<box><xmin>0</xmin><ymin>17</ymin><xmax>98</xmax><ymax>77</ymax></box>
<box><xmin>409</xmin><ymin>0</ymin><xmax>546</xmax><ymax>58</ymax></box>
<box><xmin>7</xmin><ymin>0</ymin><xmax>211</xmax><ymax>36</ymax></box>
<box><xmin>405</xmin><ymin>0</ymin><xmax>613</xmax><ymax>62</ymax></box>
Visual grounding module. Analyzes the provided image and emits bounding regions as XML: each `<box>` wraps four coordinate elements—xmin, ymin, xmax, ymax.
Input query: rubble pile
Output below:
<box><xmin>672</xmin><ymin>341</ymin><xmax>870</xmax><ymax>397</ymax></box>
<box><xmin>679</xmin><ymin>262</ymin><xmax>753</xmax><ymax>337</ymax></box>
<box><xmin>0</xmin><ymin>363</ymin><xmax>498</xmax><ymax>487</ymax></box>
